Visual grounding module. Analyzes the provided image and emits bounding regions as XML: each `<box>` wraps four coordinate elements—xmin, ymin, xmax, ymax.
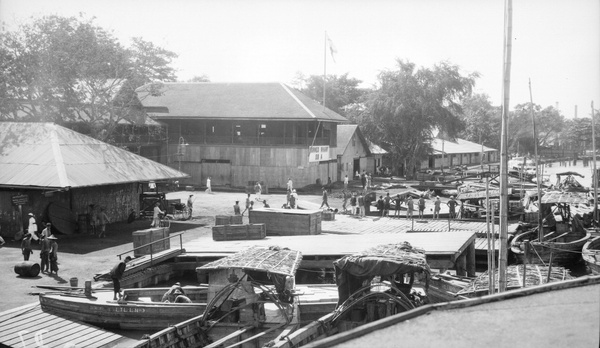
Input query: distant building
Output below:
<box><xmin>334</xmin><ymin>125</ymin><xmax>386</xmax><ymax>178</ymax></box>
<box><xmin>425</xmin><ymin>137</ymin><xmax>498</xmax><ymax>170</ymax></box>
<box><xmin>137</xmin><ymin>82</ymin><xmax>349</xmax><ymax>188</ymax></box>
<box><xmin>0</xmin><ymin>122</ymin><xmax>187</xmax><ymax>238</ymax></box>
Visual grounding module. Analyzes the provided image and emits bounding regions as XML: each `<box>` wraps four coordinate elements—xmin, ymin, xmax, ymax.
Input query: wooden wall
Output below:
<box><xmin>168</xmin><ymin>144</ymin><xmax>338</xmax><ymax>188</ymax></box>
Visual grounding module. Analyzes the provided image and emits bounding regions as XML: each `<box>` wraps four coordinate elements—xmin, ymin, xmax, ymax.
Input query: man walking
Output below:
<box><xmin>110</xmin><ymin>256</ymin><xmax>132</xmax><ymax>301</ymax></box>
<box><xmin>320</xmin><ymin>187</ymin><xmax>330</xmax><ymax>209</ymax></box>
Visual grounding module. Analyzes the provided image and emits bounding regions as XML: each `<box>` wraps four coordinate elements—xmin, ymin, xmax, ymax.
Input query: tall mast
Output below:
<box><xmin>592</xmin><ymin>101</ymin><xmax>598</xmax><ymax>225</ymax></box>
<box><xmin>498</xmin><ymin>0</ymin><xmax>513</xmax><ymax>292</ymax></box>
<box><xmin>323</xmin><ymin>31</ymin><xmax>327</xmax><ymax>111</ymax></box>
<box><xmin>529</xmin><ymin>79</ymin><xmax>544</xmax><ymax>241</ymax></box>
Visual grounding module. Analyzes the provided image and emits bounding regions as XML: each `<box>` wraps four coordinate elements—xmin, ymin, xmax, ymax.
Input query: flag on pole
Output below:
<box><xmin>326</xmin><ymin>33</ymin><xmax>337</xmax><ymax>63</ymax></box>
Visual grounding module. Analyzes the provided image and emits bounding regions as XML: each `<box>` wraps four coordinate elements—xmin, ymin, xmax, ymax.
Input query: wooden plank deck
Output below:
<box><xmin>0</xmin><ymin>303</ymin><xmax>136</xmax><ymax>348</ymax></box>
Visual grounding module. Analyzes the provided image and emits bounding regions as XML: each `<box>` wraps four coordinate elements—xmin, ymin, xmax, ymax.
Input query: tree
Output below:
<box><xmin>509</xmin><ymin>103</ymin><xmax>564</xmax><ymax>154</ymax></box>
<box><xmin>186</xmin><ymin>75</ymin><xmax>211</xmax><ymax>83</ymax></box>
<box><xmin>358</xmin><ymin>60</ymin><xmax>478</xmax><ymax>179</ymax></box>
<box><xmin>298</xmin><ymin>73</ymin><xmax>365</xmax><ymax>116</ymax></box>
<box><xmin>459</xmin><ymin>93</ymin><xmax>501</xmax><ymax>150</ymax></box>
<box><xmin>0</xmin><ymin>15</ymin><xmax>177</xmax><ymax>142</ymax></box>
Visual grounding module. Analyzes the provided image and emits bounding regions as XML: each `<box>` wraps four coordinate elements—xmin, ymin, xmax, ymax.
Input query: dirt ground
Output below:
<box><xmin>0</xmin><ymin>177</ymin><xmax>423</xmax><ymax>313</ymax></box>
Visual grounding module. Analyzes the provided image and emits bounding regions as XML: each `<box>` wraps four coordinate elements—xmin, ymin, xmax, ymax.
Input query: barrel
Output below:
<box><xmin>14</xmin><ymin>261</ymin><xmax>41</xmax><ymax>277</ymax></box>
<box><xmin>84</xmin><ymin>280</ymin><xmax>92</xmax><ymax>297</ymax></box>
<box><xmin>70</xmin><ymin>277</ymin><xmax>78</xmax><ymax>288</ymax></box>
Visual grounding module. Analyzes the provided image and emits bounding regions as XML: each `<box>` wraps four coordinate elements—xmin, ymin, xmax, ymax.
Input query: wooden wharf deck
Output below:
<box><xmin>0</xmin><ymin>303</ymin><xmax>136</xmax><ymax>348</ymax></box>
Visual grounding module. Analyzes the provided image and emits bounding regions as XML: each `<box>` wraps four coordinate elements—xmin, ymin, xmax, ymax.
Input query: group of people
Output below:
<box><xmin>89</xmin><ymin>205</ymin><xmax>110</xmax><ymax>238</ymax></box>
<box><xmin>21</xmin><ymin>214</ymin><xmax>59</xmax><ymax>274</ymax></box>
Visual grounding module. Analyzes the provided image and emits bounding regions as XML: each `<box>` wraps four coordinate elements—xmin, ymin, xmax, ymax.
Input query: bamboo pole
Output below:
<box><xmin>485</xmin><ymin>174</ymin><xmax>494</xmax><ymax>295</ymax></box>
<box><xmin>498</xmin><ymin>0</ymin><xmax>513</xmax><ymax>293</ymax></box>
<box><xmin>592</xmin><ymin>101</ymin><xmax>598</xmax><ymax>226</ymax></box>
<box><xmin>529</xmin><ymin>79</ymin><xmax>544</xmax><ymax>241</ymax></box>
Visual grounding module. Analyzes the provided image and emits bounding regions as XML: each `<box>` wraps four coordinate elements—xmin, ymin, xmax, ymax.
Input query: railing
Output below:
<box><xmin>117</xmin><ymin>232</ymin><xmax>185</xmax><ymax>267</ymax></box>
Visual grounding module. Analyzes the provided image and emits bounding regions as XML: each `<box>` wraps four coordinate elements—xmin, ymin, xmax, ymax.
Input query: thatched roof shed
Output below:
<box><xmin>197</xmin><ymin>245</ymin><xmax>302</xmax><ymax>277</ymax></box>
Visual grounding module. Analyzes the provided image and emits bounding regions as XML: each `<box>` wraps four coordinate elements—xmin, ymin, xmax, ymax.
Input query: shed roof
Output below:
<box><xmin>335</xmin><ymin>124</ymin><xmax>386</xmax><ymax>157</ymax></box>
<box><xmin>0</xmin><ymin>122</ymin><xmax>188</xmax><ymax>189</ymax></box>
<box><xmin>196</xmin><ymin>245</ymin><xmax>302</xmax><ymax>277</ymax></box>
<box><xmin>136</xmin><ymin>82</ymin><xmax>348</xmax><ymax>122</ymax></box>
<box><xmin>431</xmin><ymin>137</ymin><xmax>496</xmax><ymax>155</ymax></box>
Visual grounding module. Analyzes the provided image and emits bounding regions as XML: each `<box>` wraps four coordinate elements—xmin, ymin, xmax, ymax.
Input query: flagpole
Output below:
<box><xmin>323</xmin><ymin>31</ymin><xmax>327</xmax><ymax>111</ymax></box>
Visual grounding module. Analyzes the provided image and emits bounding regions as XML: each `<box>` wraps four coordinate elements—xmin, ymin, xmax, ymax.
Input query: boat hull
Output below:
<box><xmin>582</xmin><ymin>236</ymin><xmax>600</xmax><ymax>275</ymax></box>
<box><xmin>39</xmin><ymin>288</ymin><xmax>207</xmax><ymax>330</ymax></box>
<box><xmin>510</xmin><ymin>230</ymin><xmax>591</xmax><ymax>266</ymax></box>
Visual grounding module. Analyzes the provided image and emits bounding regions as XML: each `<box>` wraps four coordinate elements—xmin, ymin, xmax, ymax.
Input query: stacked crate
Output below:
<box><xmin>212</xmin><ymin>223</ymin><xmax>266</xmax><ymax>241</ymax></box>
<box><xmin>249</xmin><ymin>209</ymin><xmax>322</xmax><ymax>236</ymax></box>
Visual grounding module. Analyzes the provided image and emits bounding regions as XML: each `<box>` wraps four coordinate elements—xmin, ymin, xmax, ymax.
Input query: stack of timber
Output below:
<box><xmin>249</xmin><ymin>208</ymin><xmax>322</xmax><ymax>236</ymax></box>
<box><xmin>212</xmin><ymin>223</ymin><xmax>266</xmax><ymax>241</ymax></box>
<box><xmin>215</xmin><ymin>215</ymin><xmax>243</xmax><ymax>225</ymax></box>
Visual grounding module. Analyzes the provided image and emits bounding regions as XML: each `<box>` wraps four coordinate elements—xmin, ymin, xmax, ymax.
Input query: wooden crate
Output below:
<box><xmin>132</xmin><ymin>227</ymin><xmax>170</xmax><ymax>257</ymax></box>
<box><xmin>212</xmin><ymin>223</ymin><xmax>266</xmax><ymax>241</ymax></box>
<box><xmin>249</xmin><ymin>209</ymin><xmax>321</xmax><ymax>236</ymax></box>
<box><xmin>215</xmin><ymin>215</ymin><xmax>244</xmax><ymax>225</ymax></box>
<box><xmin>322</xmin><ymin>211</ymin><xmax>336</xmax><ymax>221</ymax></box>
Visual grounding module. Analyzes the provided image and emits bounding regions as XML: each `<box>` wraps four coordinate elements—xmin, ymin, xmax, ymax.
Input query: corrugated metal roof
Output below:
<box><xmin>136</xmin><ymin>82</ymin><xmax>348</xmax><ymax>122</ymax></box>
<box><xmin>540</xmin><ymin>191</ymin><xmax>589</xmax><ymax>204</ymax></box>
<box><xmin>431</xmin><ymin>137</ymin><xmax>496</xmax><ymax>155</ymax></box>
<box><xmin>0</xmin><ymin>122</ymin><xmax>188</xmax><ymax>189</ymax></box>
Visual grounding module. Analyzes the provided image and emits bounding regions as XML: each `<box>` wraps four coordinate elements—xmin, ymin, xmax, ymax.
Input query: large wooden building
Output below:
<box><xmin>137</xmin><ymin>82</ymin><xmax>349</xmax><ymax>189</ymax></box>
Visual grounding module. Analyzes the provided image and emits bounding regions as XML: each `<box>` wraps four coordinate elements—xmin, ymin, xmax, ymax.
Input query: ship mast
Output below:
<box><xmin>498</xmin><ymin>0</ymin><xmax>513</xmax><ymax>292</ymax></box>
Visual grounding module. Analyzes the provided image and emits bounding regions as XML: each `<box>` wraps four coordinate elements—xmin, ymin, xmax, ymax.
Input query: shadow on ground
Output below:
<box><xmin>43</xmin><ymin>219</ymin><xmax>206</xmax><ymax>254</ymax></box>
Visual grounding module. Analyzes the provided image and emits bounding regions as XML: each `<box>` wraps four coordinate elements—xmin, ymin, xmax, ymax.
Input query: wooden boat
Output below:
<box><xmin>510</xmin><ymin>191</ymin><xmax>592</xmax><ymax>266</ymax></box>
<box><xmin>39</xmin><ymin>286</ymin><xmax>208</xmax><ymax>329</ymax></box>
<box><xmin>266</xmin><ymin>242</ymin><xmax>431</xmax><ymax>348</ymax></box>
<box><xmin>582</xmin><ymin>236</ymin><xmax>600</xmax><ymax>275</ymax></box>
<box><xmin>47</xmin><ymin>202</ymin><xmax>78</xmax><ymax>234</ymax></box>
<box><xmin>133</xmin><ymin>245</ymin><xmax>306</xmax><ymax>348</ymax></box>
<box><xmin>428</xmin><ymin>265</ymin><xmax>573</xmax><ymax>302</ymax></box>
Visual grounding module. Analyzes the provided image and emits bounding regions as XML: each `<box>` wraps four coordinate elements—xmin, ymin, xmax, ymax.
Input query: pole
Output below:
<box><xmin>323</xmin><ymin>31</ymin><xmax>327</xmax><ymax>111</ymax></box>
<box><xmin>485</xmin><ymin>174</ymin><xmax>494</xmax><ymax>295</ymax></box>
<box><xmin>592</xmin><ymin>101</ymin><xmax>598</xmax><ymax>226</ymax></box>
<box><xmin>529</xmin><ymin>79</ymin><xmax>544</xmax><ymax>241</ymax></box>
<box><xmin>498</xmin><ymin>0</ymin><xmax>513</xmax><ymax>293</ymax></box>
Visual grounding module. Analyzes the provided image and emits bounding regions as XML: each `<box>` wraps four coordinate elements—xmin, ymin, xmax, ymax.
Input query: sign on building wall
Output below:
<box><xmin>309</xmin><ymin>146</ymin><xmax>330</xmax><ymax>162</ymax></box>
<box><xmin>11</xmin><ymin>194</ymin><xmax>28</xmax><ymax>206</ymax></box>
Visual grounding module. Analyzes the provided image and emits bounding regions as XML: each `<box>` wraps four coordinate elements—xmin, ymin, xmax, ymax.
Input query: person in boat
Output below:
<box><xmin>110</xmin><ymin>256</ymin><xmax>132</xmax><ymax>300</ymax></box>
<box><xmin>162</xmin><ymin>282</ymin><xmax>186</xmax><ymax>302</ymax></box>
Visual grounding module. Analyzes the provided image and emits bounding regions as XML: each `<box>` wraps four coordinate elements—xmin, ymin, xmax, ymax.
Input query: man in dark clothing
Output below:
<box><xmin>21</xmin><ymin>233</ymin><xmax>33</xmax><ymax>261</ymax></box>
<box><xmin>233</xmin><ymin>201</ymin><xmax>241</xmax><ymax>215</ymax></box>
<box><xmin>110</xmin><ymin>256</ymin><xmax>132</xmax><ymax>300</ymax></box>
<box><xmin>447</xmin><ymin>196</ymin><xmax>458</xmax><ymax>219</ymax></box>
<box><xmin>40</xmin><ymin>235</ymin><xmax>51</xmax><ymax>273</ymax></box>
<box><xmin>361</xmin><ymin>171</ymin><xmax>366</xmax><ymax>190</ymax></box>
<box><xmin>377</xmin><ymin>196</ymin><xmax>385</xmax><ymax>216</ymax></box>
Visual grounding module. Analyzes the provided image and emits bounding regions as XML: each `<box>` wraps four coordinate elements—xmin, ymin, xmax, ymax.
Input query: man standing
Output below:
<box><xmin>205</xmin><ymin>177</ymin><xmax>212</xmax><ymax>194</ymax></box>
<box><xmin>40</xmin><ymin>235</ymin><xmax>51</xmax><ymax>273</ymax></box>
<box><xmin>41</xmin><ymin>223</ymin><xmax>52</xmax><ymax>239</ymax></box>
<box><xmin>350</xmin><ymin>192</ymin><xmax>357</xmax><ymax>215</ymax></box>
<box><xmin>358</xmin><ymin>192</ymin><xmax>365</xmax><ymax>217</ymax></box>
<box><xmin>187</xmin><ymin>194</ymin><xmax>194</xmax><ymax>220</ymax></box>
<box><xmin>254</xmin><ymin>182</ymin><xmax>262</xmax><ymax>201</ymax></box>
<box><xmin>433</xmin><ymin>196</ymin><xmax>441</xmax><ymax>219</ymax></box>
<box><xmin>242</xmin><ymin>193</ymin><xmax>251</xmax><ymax>216</ymax></box>
<box><xmin>447</xmin><ymin>196</ymin><xmax>458</xmax><ymax>219</ymax></box>
<box><xmin>151</xmin><ymin>202</ymin><xmax>164</xmax><ymax>228</ymax></box>
<box><xmin>98</xmin><ymin>208</ymin><xmax>109</xmax><ymax>238</ymax></box>
<box><xmin>287</xmin><ymin>178</ymin><xmax>293</xmax><ymax>192</ymax></box>
<box><xmin>361</xmin><ymin>171</ymin><xmax>366</xmax><ymax>190</ymax></box>
<box><xmin>394</xmin><ymin>194</ymin><xmax>403</xmax><ymax>217</ymax></box>
<box><xmin>21</xmin><ymin>233</ymin><xmax>33</xmax><ymax>261</ymax></box>
<box><xmin>418</xmin><ymin>195</ymin><xmax>426</xmax><ymax>219</ymax></box>
<box><xmin>48</xmin><ymin>235</ymin><xmax>59</xmax><ymax>275</ymax></box>
<box><xmin>27</xmin><ymin>213</ymin><xmax>39</xmax><ymax>243</ymax></box>
<box><xmin>110</xmin><ymin>256</ymin><xmax>132</xmax><ymax>301</ymax></box>
<box><xmin>233</xmin><ymin>201</ymin><xmax>241</xmax><ymax>215</ymax></box>
<box><xmin>343</xmin><ymin>175</ymin><xmax>348</xmax><ymax>190</ymax></box>
<box><xmin>384</xmin><ymin>193</ymin><xmax>391</xmax><ymax>217</ymax></box>
<box><xmin>320</xmin><ymin>187</ymin><xmax>330</xmax><ymax>209</ymax></box>
<box><xmin>407</xmin><ymin>196</ymin><xmax>414</xmax><ymax>219</ymax></box>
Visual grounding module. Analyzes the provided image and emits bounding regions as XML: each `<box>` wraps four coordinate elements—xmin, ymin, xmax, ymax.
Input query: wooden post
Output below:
<box><xmin>522</xmin><ymin>240</ymin><xmax>529</xmax><ymax>288</ymax></box>
<box><xmin>466</xmin><ymin>241</ymin><xmax>476</xmax><ymax>277</ymax></box>
<box><xmin>546</xmin><ymin>252</ymin><xmax>554</xmax><ymax>283</ymax></box>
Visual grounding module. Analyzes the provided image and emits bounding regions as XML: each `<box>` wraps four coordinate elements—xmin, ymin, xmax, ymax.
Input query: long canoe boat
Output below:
<box><xmin>582</xmin><ymin>236</ymin><xmax>600</xmax><ymax>275</ymax></box>
<box><xmin>39</xmin><ymin>286</ymin><xmax>208</xmax><ymax>329</ymax></box>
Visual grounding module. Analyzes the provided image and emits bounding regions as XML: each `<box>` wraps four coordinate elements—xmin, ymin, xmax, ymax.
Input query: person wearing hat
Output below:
<box><xmin>41</xmin><ymin>223</ymin><xmax>52</xmax><ymax>240</ymax></box>
<box><xmin>27</xmin><ymin>213</ymin><xmax>39</xmax><ymax>243</ymax></box>
<box><xmin>39</xmin><ymin>234</ymin><xmax>51</xmax><ymax>272</ymax></box>
<box><xmin>447</xmin><ymin>196</ymin><xmax>458</xmax><ymax>219</ymax></box>
<box><xmin>186</xmin><ymin>194</ymin><xmax>195</xmax><ymax>220</ymax></box>
<box><xmin>21</xmin><ymin>233</ymin><xmax>33</xmax><ymax>261</ymax></box>
<box><xmin>110</xmin><ymin>256</ymin><xmax>132</xmax><ymax>300</ymax></box>
<box><xmin>48</xmin><ymin>235</ymin><xmax>59</xmax><ymax>275</ymax></box>
<box><xmin>162</xmin><ymin>282</ymin><xmax>185</xmax><ymax>302</ymax></box>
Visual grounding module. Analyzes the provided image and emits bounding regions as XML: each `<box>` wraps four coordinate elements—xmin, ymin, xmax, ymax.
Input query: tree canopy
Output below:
<box><xmin>0</xmin><ymin>15</ymin><xmax>177</xmax><ymax>141</ymax></box>
<box><xmin>356</xmin><ymin>60</ymin><xmax>478</xmax><ymax>178</ymax></box>
<box><xmin>296</xmin><ymin>73</ymin><xmax>365</xmax><ymax>116</ymax></box>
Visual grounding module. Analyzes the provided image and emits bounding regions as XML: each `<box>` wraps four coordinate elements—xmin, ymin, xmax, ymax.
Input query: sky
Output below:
<box><xmin>1</xmin><ymin>0</ymin><xmax>599</xmax><ymax>118</ymax></box>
